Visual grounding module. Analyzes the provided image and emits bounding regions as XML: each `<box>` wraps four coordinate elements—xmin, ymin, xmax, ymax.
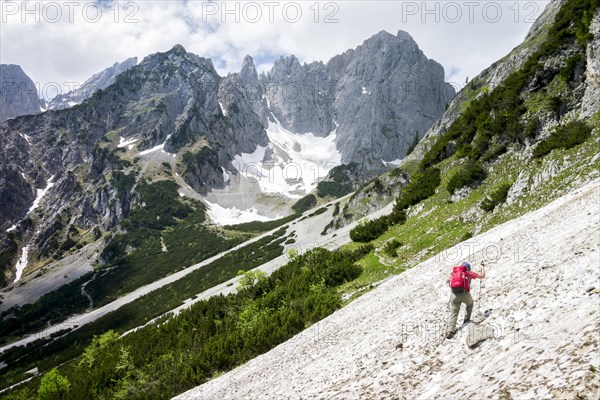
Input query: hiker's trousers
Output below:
<box><xmin>446</xmin><ymin>292</ymin><xmax>474</xmax><ymax>333</ymax></box>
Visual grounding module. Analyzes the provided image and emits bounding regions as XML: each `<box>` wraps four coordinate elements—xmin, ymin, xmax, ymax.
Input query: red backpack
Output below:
<box><xmin>450</xmin><ymin>265</ymin><xmax>470</xmax><ymax>294</ymax></box>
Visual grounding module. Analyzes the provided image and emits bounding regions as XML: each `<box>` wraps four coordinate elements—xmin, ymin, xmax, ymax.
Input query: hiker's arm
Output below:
<box><xmin>477</xmin><ymin>270</ymin><xmax>486</xmax><ymax>279</ymax></box>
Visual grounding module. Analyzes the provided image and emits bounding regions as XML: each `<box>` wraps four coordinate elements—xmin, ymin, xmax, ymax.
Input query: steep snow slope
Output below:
<box><xmin>176</xmin><ymin>179</ymin><xmax>600</xmax><ymax>400</ymax></box>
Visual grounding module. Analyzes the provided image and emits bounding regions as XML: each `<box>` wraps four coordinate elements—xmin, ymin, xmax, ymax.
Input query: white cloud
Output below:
<box><xmin>0</xmin><ymin>1</ymin><xmax>550</xmax><ymax>98</ymax></box>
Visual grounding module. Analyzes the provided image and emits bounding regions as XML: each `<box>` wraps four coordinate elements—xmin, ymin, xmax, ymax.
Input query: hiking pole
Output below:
<box><xmin>477</xmin><ymin>261</ymin><xmax>486</xmax><ymax>313</ymax></box>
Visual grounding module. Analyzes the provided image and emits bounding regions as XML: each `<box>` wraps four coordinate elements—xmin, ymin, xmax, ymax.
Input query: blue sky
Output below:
<box><xmin>0</xmin><ymin>1</ymin><xmax>550</xmax><ymax>98</ymax></box>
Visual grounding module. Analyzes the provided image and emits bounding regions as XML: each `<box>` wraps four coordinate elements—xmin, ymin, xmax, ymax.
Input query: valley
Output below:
<box><xmin>0</xmin><ymin>0</ymin><xmax>598</xmax><ymax>398</ymax></box>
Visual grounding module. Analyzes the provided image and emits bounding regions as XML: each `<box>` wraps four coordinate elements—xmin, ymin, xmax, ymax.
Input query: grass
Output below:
<box><xmin>339</xmin><ymin>126</ymin><xmax>599</xmax><ymax>300</ymax></box>
<box><xmin>338</xmin><ymin>250</ymin><xmax>390</xmax><ymax>300</ymax></box>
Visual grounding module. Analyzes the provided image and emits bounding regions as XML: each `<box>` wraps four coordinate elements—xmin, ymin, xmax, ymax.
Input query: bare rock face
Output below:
<box><xmin>0</xmin><ymin>64</ymin><xmax>41</xmax><ymax>122</ymax></box>
<box><xmin>46</xmin><ymin>57</ymin><xmax>138</xmax><ymax>110</ymax></box>
<box><xmin>581</xmin><ymin>10</ymin><xmax>600</xmax><ymax>119</ymax></box>
<box><xmin>255</xmin><ymin>30</ymin><xmax>455</xmax><ymax>177</ymax></box>
<box><xmin>0</xmin><ymin>31</ymin><xmax>454</xmax><ymax>284</ymax></box>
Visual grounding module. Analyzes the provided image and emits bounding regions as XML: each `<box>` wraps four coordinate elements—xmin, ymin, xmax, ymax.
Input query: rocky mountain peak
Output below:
<box><xmin>240</xmin><ymin>55</ymin><xmax>259</xmax><ymax>84</ymax></box>
<box><xmin>46</xmin><ymin>57</ymin><xmax>138</xmax><ymax>110</ymax></box>
<box><xmin>270</xmin><ymin>55</ymin><xmax>303</xmax><ymax>77</ymax></box>
<box><xmin>169</xmin><ymin>43</ymin><xmax>188</xmax><ymax>56</ymax></box>
<box><xmin>0</xmin><ymin>64</ymin><xmax>41</xmax><ymax>122</ymax></box>
<box><xmin>257</xmin><ymin>29</ymin><xmax>454</xmax><ymax>173</ymax></box>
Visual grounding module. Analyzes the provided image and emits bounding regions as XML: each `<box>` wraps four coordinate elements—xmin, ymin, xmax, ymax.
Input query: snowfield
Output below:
<box><xmin>232</xmin><ymin>121</ymin><xmax>342</xmax><ymax>199</ymax></box>
<box><xmin>204</xmin><ymin>199</ymin><xmax>277</xmax><ymax>225</ymax></box>
<box><xmin>176</xmin><ymin>179</ymin><xmax>600</xmax><ymax>400</ymax></box>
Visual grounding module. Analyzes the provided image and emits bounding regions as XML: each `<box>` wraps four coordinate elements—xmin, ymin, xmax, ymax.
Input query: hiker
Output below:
<box><xmin>445</xmin><ymin>261</ymin><xmax>486</xmax><ymax>339</ymax></box>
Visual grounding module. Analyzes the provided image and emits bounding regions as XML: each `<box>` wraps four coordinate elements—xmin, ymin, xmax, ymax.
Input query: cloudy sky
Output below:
<box><xmin>0</xmin><ymin>0</ymin><xmax>550</xmax><ymax>99</ymax></box>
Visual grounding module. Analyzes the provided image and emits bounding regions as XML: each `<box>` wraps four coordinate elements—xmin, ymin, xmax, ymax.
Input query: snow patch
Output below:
<box><xmin>382</xmin><ymin>158</ymin><xmax>402</xmax><ymax>167</ymax></box>
<box><xmin>176</xmin><ymin>180</ymin><xmax>600</xmax><ymax>400</ymax></box>
<box><xmin>14</xmin><ymin>246</ymin><xmax>29</xmax><ymax>283</ymax></box>
<box><xmin>6</xmin><ymin>225</ymin><xmax>17</xmax><ymax>233</ymax></box>
<box><xmin>219</xmin><ymin>101</ymin><xmax>228</xmax><ymax>116</ymax></box>
<box><xmin>361</xmin><ymin>86</ymin><xmax>370</xmax><ymax>95</ymax></box>
<box><xmin>19</xmin><ymin>133</ymin><xmax>31</xmax><ymax>143</ymax></box>
<box><xmin>235</xmin><ymin>121</ymin><xmax>341</xmax><ymax>198</ymax></box>
<box><xmin>27</xmin><ymin>176</ymin><xmax>55</xmax><ymax>215</ymax></box>
<box><xmin>222</xmin><ymin>168</ymin><xmax>230</xmax><ymax>183</ymax></box>
<box><xmin>264</xmin><ymin>95</ymin><xmax>282</xmax><ymax>125</ymax></box>
<box><xmin>67</xmin><ymin>101</ymin><xmax>78</xmax><ymax>107</ymax></box>
<box><xmin>140</xmin><ymin>135</ymin><xmax>172</xmax><ymax>156</ymax></box>
<box><xmin>233</xmin><ymin>144</ymin><xmax>268</xmax><ymax>168</ymax></box>
<box><xmin>118</xmin><ymin>136</ymin><xmax>138</xmax><ymax>149</ymax></box>
<box><xmin>205</xmin><ymin>200</ymin><xmax>275</xmax><ymax>226</ymax></box>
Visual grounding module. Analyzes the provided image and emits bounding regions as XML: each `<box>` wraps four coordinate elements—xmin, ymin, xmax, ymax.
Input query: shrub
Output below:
<box><xmin>481</xmin><ymin>183</ymin><xmax>512</xmax><ymax>212</ymax></box>
<box><xmin>560</xmin><ymin>53</ymin><xmax>584</xmax><ymax>81</ymax></box>
<box><xmin>524</xmin><ymin>117</ymin><xmax>541</xmax><ymax>139</ymax></box>
<box><xmin>447</xmin><ymin>161</ymin><xmax>486</xmax><ymax>194</ymax></box>
<box><xmin>481</xmin><ymin>143</ymin><xmax>507</xmax><ymax>163</ymax></box>
<box><xmin>389</xmin><ymin>208</ymin><xmax>407</xmax><ymax>225</ymax></box>
<box><xmin>461</xmin><ymin>232</ymin><xmax>473</xmax><ymax>241</ymax></box>
<box><xmin>316</xmin><ymin>181</ymin><xmax>352</xmax><ymax>198</ymax></box>
<box><xmin>382</xmin><ymin>239</ymin><xmax>403</xmax><ymax>257</ymax></box>
<box><xmin>332</xmin><ymin>203</ymin><xmax>340</xmax><ymax>217</ymax></box>
<box><xmin>392</xmin><ymin>167</ymin><xmax>441</xmax><ymax>216</ymax></box>
<box><xmin>38</xmin><ymin>369</ymin><xmax>70</xmax><ymax>400</ymax></box>
<box><xmin>292</xmin><ymin>194</ymin><xmax>317</xmax><ymax>214</ymax></box>
<box><xmin>533</xmin><ymin>120</ymin><xmax>592</xmax><ymax>158</ymax></box>
<box><xmin>350</xmin><ymin>216</ymin><xmax>389</xmax><ymax>243</ymax></box>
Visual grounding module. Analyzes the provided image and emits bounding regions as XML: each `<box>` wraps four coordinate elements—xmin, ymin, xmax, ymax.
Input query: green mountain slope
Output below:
<box><xmin>0</xmin><ymin>0</ymin><xmax>598</xmax><ymax>398</ymax></box>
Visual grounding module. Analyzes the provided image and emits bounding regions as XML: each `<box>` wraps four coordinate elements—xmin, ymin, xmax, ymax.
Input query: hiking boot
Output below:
<box><xmin>445</xmin><ymin>331</ymin><xmax>456</xmax><ymax>339</ymax></box>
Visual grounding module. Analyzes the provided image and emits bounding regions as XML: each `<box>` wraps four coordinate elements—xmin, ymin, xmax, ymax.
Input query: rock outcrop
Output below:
<box><xmin>46</xmin><ymin>57</ymin><xmax>138</xmax><ymax>110</ymax></box>
<box><xmin>0</xmin><ymin>64</ymin><xmax>40</xmax><ymax>122</ymax></box>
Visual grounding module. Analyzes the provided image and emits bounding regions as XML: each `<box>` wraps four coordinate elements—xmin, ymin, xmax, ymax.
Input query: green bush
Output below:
<box><xmin>447</xmin><ymin>161</ymin><xmax>486</xmax><ymax>194</ymax></box>
<box><xmin>316</xmin><ymin>181</ymin><xmax>352</xmax><ymax>198</ymax></box>
<box><xmin>560</xmin><ymin>54</ymin><xmax>584</xmax><ymax>81</ymax></box>
<box><xmin>332</xmin><ymin>203</ymin><xmax>340</xmax><ymax>217</ymax></box>
<box><xmin>292</xmin><ymin>194</ymin><xmax>317</xmax><ymax>213</ymax></box>
<box><xmin>391</xmin><ymin>167</ymin><xmax>441</xmax><ymax>218</ymax></box>
<box><xmin>524</xmin><ymin>117</ymin><xmax>541</xmax><ymax>139</ymax></box>
<box><xmin>225</xmin><ymin>213</ymin><xmax>297</xmax><ymax>233</ymax></box>
<box><xmin>533</xmin><ymin>120</ymin><xmax>592</xmax><ymax>158</ymax></box>
<box><xmin>481</xmin><ymin>183</ymin><xmax>512</xmax><ymax>212</ymax></box>
<box><xmin>382</xmin><ymin>239</ymin><xmax>403</xmax><ymax>257</ymax></box>
<box><xmin>350</xmin><ymin>216</ymin><xmax>389</xmax><ymax>243</ymax></box>
<box><xmin>481</xmin><ymin>143</ymin><xmax>508</xmax><ymax>163</ymax></box>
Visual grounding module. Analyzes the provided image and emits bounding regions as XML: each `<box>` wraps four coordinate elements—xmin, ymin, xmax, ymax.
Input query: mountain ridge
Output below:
<box><xmin>0</xmin><ymin>0</ymin><xmax>598</xmax><ymax>398</ymax></box>
<box><xmin>0</xmin><ymin>28</ymin><xmax>452</xmax><ymax>286</ymax></box>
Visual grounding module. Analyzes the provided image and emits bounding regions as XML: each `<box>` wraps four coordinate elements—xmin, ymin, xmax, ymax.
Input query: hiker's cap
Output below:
<box><xmin>462</xmin><ymin>261</ymin><xmax>472</xmax><ymax>270</ymax></box>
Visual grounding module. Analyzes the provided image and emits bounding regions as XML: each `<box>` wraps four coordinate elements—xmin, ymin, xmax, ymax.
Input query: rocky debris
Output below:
<box><xmin>464</xmin><ymin>323</ymin><xmax>496</xmax><ymax>348</ymax></box>
<box><xmin>176</xmin><ymin>179</ymin><xmax>600</xmax><ymax>400</ymax></box>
